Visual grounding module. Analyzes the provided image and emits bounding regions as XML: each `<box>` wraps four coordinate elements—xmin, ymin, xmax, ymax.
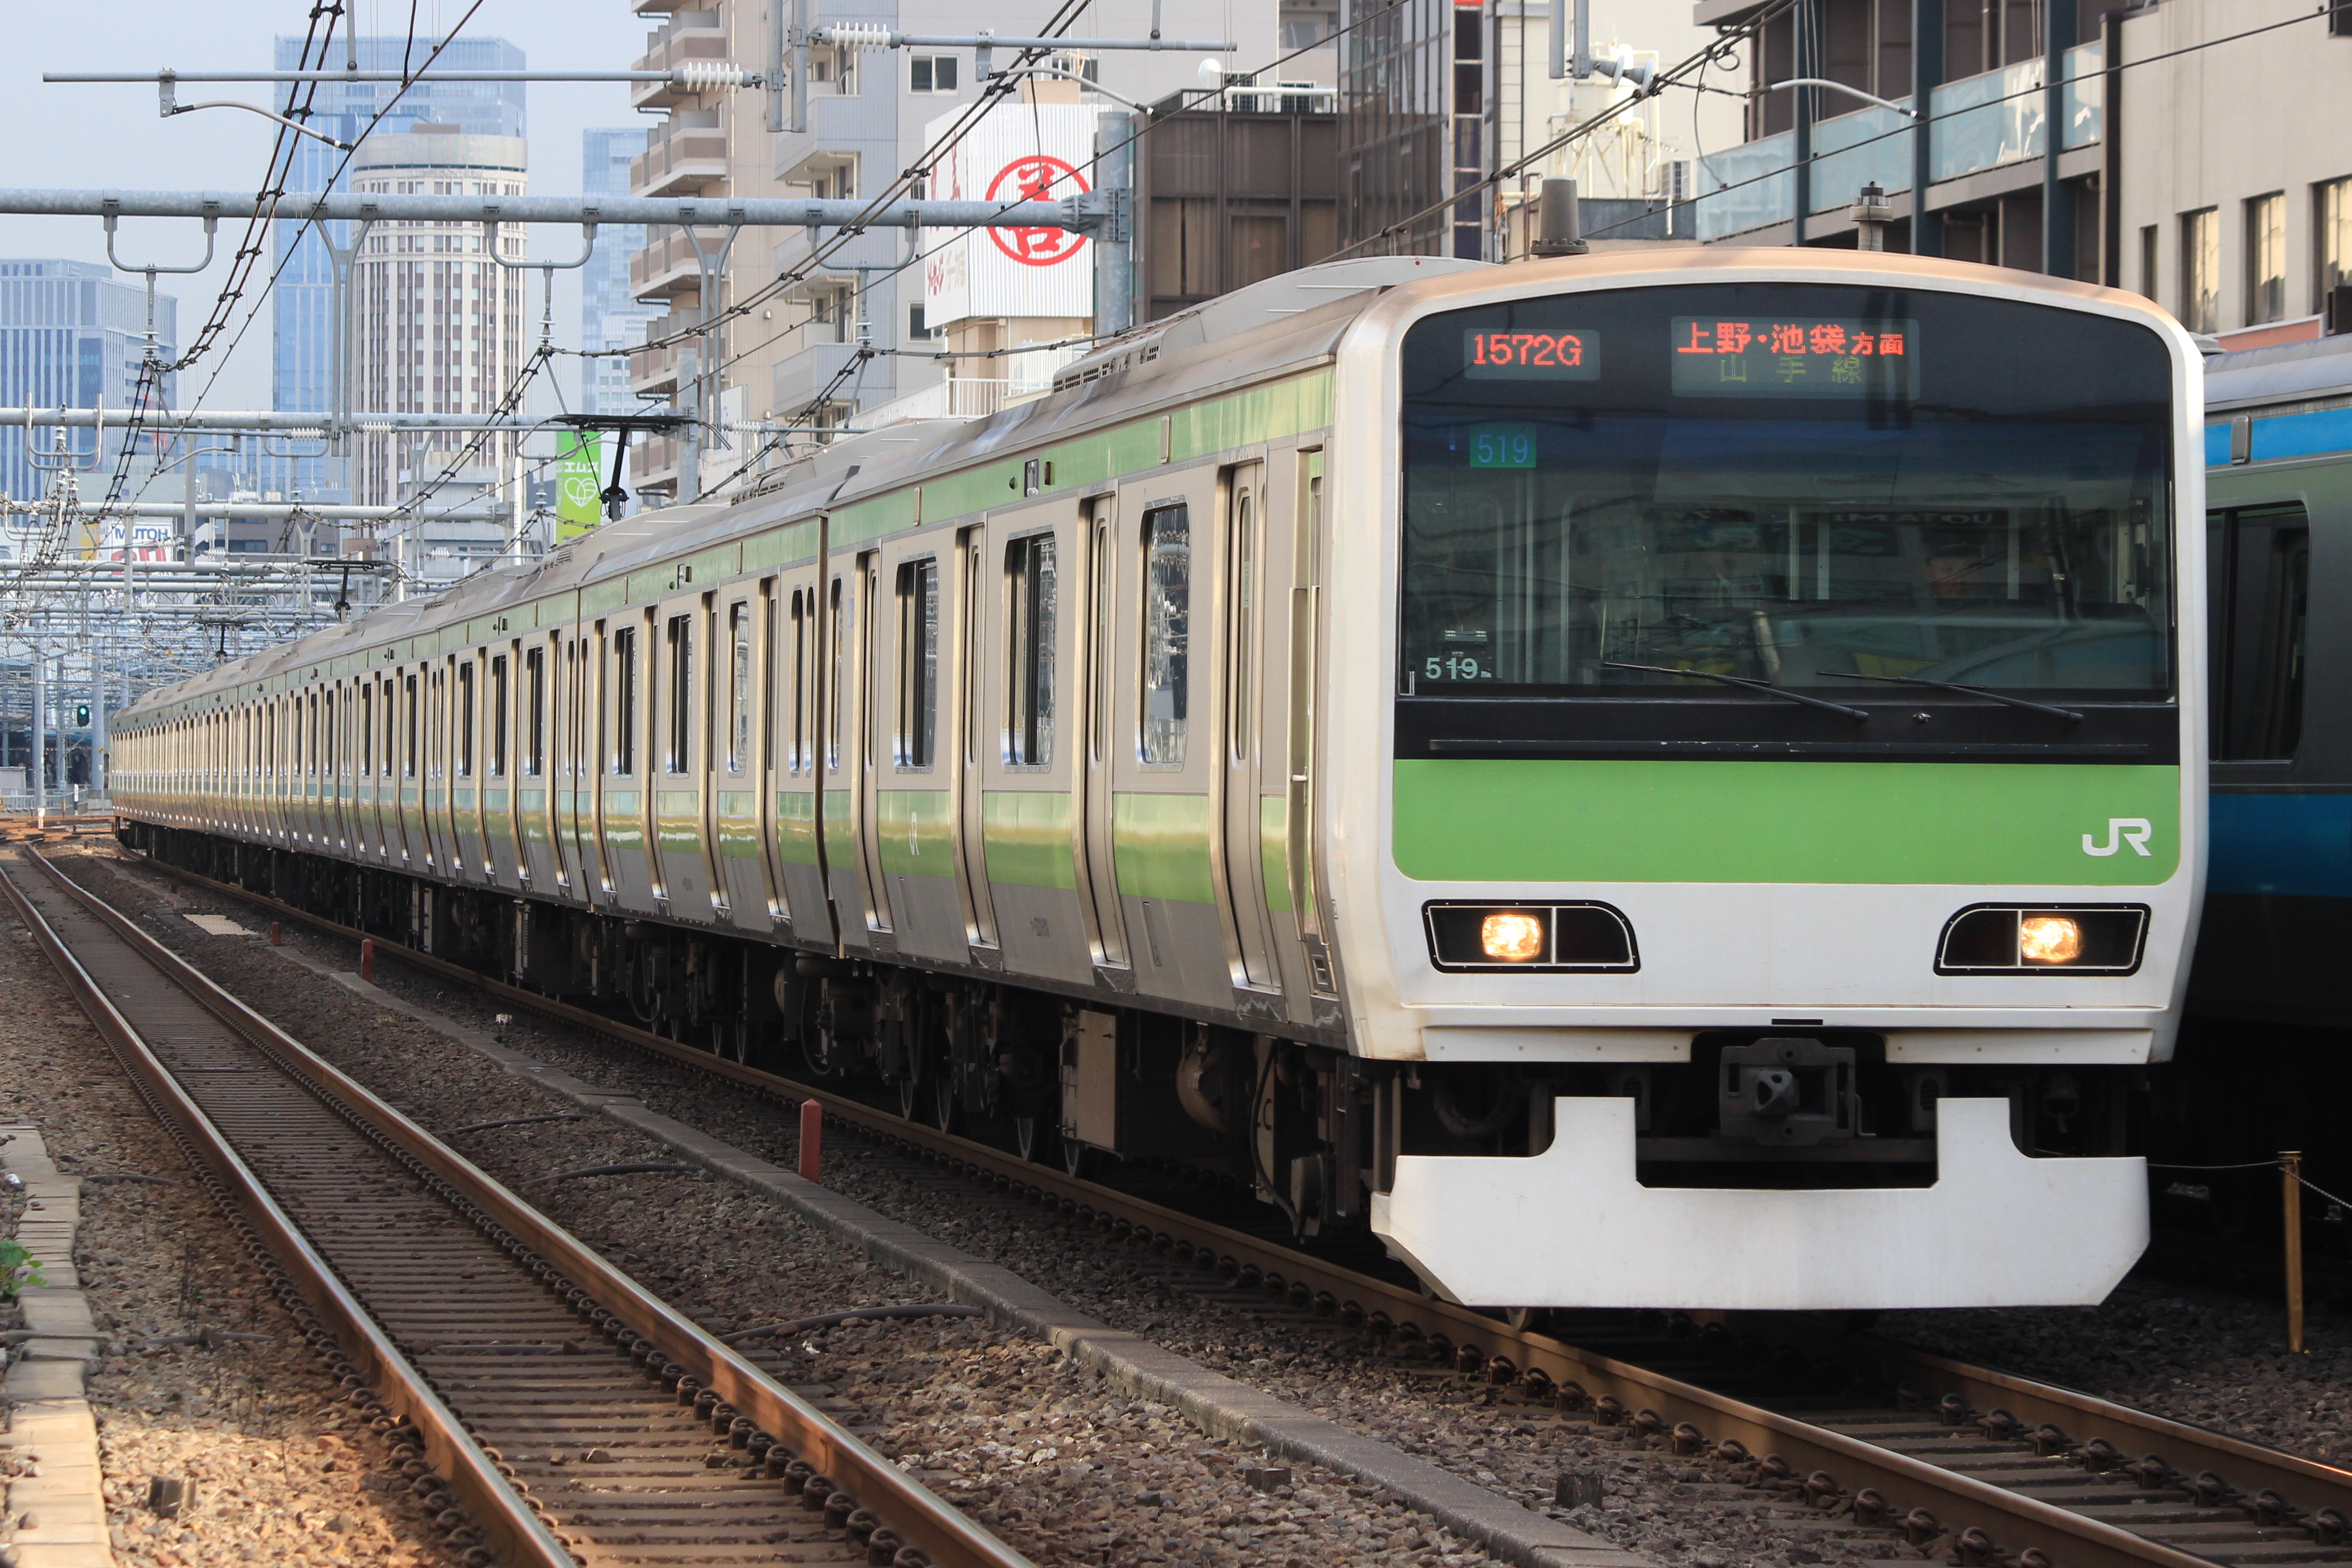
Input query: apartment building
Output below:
<box><xmin>621</xmin><ymin>0</ymin><xmax>1280</xmax><ymax>501</ymax></box>
<box><xmin>1681</xmin><ymin>0</ymin><xmax>2351</xmax><ymax>349</ymax></box>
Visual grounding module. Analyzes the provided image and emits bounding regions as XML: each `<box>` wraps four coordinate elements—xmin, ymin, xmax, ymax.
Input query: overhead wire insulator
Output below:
<box><xmin>669</xmin><ymin>62</ymin><xmax>756</xmax><ymax>91</ymax></box>
<box><xmin>817</xmin><ymin>24</ymin><xmax>898</xmax><ymax>48</ymax></box>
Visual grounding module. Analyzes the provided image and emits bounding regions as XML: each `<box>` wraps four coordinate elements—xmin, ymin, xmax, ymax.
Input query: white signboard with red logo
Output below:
<box><xmin>922</xmin><ymin>103</ymin><xmax>1102</xmax><ymax>330</ymax></box>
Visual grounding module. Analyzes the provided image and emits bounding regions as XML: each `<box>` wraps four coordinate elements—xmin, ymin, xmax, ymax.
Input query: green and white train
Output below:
<box><xmin>113</xmin><ymin>248</ymin><xmax>2204</xmax><ymax>1312</ymax></box>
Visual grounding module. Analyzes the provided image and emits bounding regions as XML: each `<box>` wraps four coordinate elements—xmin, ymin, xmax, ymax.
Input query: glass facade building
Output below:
<box><xmin>581</xmin><ymin>129</ymin><xmax>661</xmax><ymax>414</ymax></box>
<box><xmin>0</xmin><ymin>260</ymin><xmax>175</xmax><ymax>503</ymax></box>
<box><xmin>1339</xmin><ymin>0</ymin><xmax>1457</xmax><ymax>257</ymax></box>
<box><xmin>266</xmin><ymin>34</ymin><xmax>526</xmax><ymax>502</ymax></box>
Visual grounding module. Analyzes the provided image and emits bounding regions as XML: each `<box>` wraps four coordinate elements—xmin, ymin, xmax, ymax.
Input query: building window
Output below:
<box><xmin>1140</xmin><ymin>504</ymin><xmax>1189</xmax><ymax>766</ymax></box>
<box><xmin>910</xmin><ymin>55</ymin><xmax>958</xmax><ymax>92</ymax></box>
<box><xmin>2138</xmin><ymin>226</ymin><xmax>2159</xmax><ymax>301</ymax></box>
<box><xmin>908</xmin><ymin>304</ymin><xmax>939</xmax><ymax>342</ymax></box>
<box><xmin>2245</xmin><ymin>193</ymin><xmax>2286</xmax><ymax>326</ymax></box>
<box><xmin>2319</xmin><ymin>175</ymin><xmax>2352</xmax><ymax>315</ymax></box>
<box><xmin>2180</xmin><ymin>208</ymin><xmax>2219</xmax><ymax>334</ymax></box>
<box><xmin>1005</xmin><ymin>534</ymin><xmax>1057</xmax><ymax>768</ymax></box>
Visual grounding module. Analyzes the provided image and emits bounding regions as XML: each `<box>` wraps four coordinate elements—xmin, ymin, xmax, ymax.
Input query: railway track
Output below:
<box><xmin>0</xmin><ymin>847</ymin><xmax>1034</xmax><ymax>1568</ymax></box>
<box><xmin>115</xmin><ymin>847</ymin><xmax>2352</xmax><ymax>1568</ymax></box>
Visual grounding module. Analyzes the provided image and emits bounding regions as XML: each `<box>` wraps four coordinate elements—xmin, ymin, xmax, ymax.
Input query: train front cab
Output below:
<box><xmin>1328</xmin><ymin>252</ymin><xmax>2206</xmax><ymax>1312</ymax></box>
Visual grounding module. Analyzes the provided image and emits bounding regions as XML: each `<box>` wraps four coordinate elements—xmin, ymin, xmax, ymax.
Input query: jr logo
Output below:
<box><xmin>2083</xmin><ymin>818</ymin><xmax>2153</xmax><ymax>857</ymax></box>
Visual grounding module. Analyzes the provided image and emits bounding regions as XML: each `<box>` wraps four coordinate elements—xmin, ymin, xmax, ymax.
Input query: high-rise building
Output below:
<box><xmin>349</xmin><ymin>129</ymin><xmax>530</xmax><ymax>586</ymax></box>
<box><xmin>266</xmin><ymin>34</ymin><xmax>526</xmax><ymax>503</ymax></box>
<box><xmin>583</xmin><ymin>129</ymin><xmax>662</xmax><ymax>415</ymax></box>
<box><xmin>0</xmin><ymin>259</ymin><xmax>175</xmax><ymax>504</ymax></box>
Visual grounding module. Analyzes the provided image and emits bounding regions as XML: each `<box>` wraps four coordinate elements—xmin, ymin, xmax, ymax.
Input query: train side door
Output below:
<box><xmin>1076</xmin><ymin>496</ymin><xmax>1131</xmax><ymax>976</ymax></box>
<box><xmin>651</xmin><ymin>587</ymin><xmax>715</xmax><ymax>917</ymax></box>
<box><xmin>716</xmin><ymin>580</ymin><xmax>788</xmax><ymax>933</ymax></box>
<box><xmin>876</xmin><ymin>546</ymin><xmax>962</xmax><ymax>961</ymax></box>
<box><xmin>517</xmin><ymin>638</ymin><xmax>559</xmax><ymax>891</ymax></box>
<box><xmin>1111</xmin><ymin>468</ymin><xmax>1228</xmax><ymax>1008</ymax></box>
<box><xmin>818</xmin><ymin>554</ymin><xmax>886</xmax><ymax>954</ymax></box>
<box><xmin>775</xmin><ymin>574</ymin><xmax>829</xmax><ymax>943</ymax></box>
<box><xmin>485</xmin><ymin>645</ymin><xmax>521</xmax><ymax>886</ymax></box>
<box><xmin>395</xmin><ymin>669</ymin><xmax>423</xmax><ymax>868</ymax></box>
<box><xmin>951</xmin><ymin>527</ymin><xmax>999</xmax><ymax>957</ymax></box>
<box><xmin>602</xmin><ymin>613</ymin><xmax>658</xmax><ymax>910</ymax></box>
<box><xmin>1218</xmin><ymin>460</ymin><xmax>1285</xmax><ymax>1004</ymax></box>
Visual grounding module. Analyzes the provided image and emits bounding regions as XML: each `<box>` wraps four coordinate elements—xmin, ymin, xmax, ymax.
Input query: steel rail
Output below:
<box><xmin>19</xmin><ymin>849</ymin><xmax>1037</xmax><ymax>1568</ymax></box>
<box><xmin>126</xmin><ymin>847</ymin><xmax>2352</xmax><ymax>1568</ymax></box>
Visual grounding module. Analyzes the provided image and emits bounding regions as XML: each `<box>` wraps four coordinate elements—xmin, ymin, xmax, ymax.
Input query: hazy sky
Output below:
<box><xmin>0</xmin><ymin>2</ymin><xmax>657</xmax><ymax>412</ymax></box>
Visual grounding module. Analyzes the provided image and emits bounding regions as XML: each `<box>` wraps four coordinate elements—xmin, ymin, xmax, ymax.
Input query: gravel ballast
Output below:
<box><xmin>0</xmin><ymin>881</ymin><xmax>462</xmax><ymax>1568</ymax></box>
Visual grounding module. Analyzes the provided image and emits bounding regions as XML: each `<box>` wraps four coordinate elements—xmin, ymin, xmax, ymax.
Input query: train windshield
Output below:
<box><xmin>1397</xmin><ymin>284</ymin><xmax>2176</xmax><ymax>702</ymax></box>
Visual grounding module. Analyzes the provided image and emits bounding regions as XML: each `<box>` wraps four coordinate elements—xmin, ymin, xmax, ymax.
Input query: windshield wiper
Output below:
<box><xmin>1821</xmin><ymin>671</ymin><xmax>2084</xmax><ymax>722</ymax></box>
<box><xmin>1601</xmin><ymin>661</ymin><xmax>1870</xmax><ymax>721</ymax></box>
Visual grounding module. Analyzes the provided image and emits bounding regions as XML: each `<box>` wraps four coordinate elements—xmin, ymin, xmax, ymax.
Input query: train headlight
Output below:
<box><xmin>1424</xmin><ymin>902</ymin><xmax>1639</xmax><ymax>973</ymax></box>
<box><xmin>1936</xmin><ymin>905</ymin><xmax>2147</xmax><ymax>975</ymax></box>
<box><xmin>1481</xmin><ymin>912</ymin><xmax>1547</xmax><ymax>963</ymax></box>
<box><xmin>2017</xmin><ymin>915</ymin><xmax>2084</xmax><ymax>965</ymax></box>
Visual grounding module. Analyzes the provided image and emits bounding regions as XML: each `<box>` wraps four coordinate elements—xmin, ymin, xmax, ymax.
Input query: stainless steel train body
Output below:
<box><xmin>112</xmin><ymin>249</ymin><xmax>2207</xmax><ymax>1312</ymax></box>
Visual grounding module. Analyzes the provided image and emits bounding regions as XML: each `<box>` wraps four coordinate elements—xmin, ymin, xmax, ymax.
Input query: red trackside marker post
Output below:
<box><xmin>359</xmin><ymin>937</ymin><xmax>375</xmax><ymax>983</ymax></box>
<box><xmin>270</xmin><ymin>920</ymin><xmax>282</xmax><ymax>946</ymax></box>
<box><xmin>799</xmin><ymin>1099</ymin><xmax>822</xmax><ymax>1183</ymax></box>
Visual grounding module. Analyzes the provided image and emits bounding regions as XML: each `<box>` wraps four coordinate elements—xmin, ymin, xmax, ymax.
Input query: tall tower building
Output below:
<box><xmin>349</xmin><ymin>129</ymin><xmax>529</xmax><ymax>585</ymax></box>
<box><xmin>582</xmin><ymin>129</ymin><xmax>662</xmax><ymax>415</ymax></box>
<box><xmin>267</xmin><ymin>34</ymin><xmax>526</xmax><ymax>504</ymax></box>
<box><xmin>0</xmin><ymin>259</ymin><xmax>175</xmax><ymax>504</ymax></box>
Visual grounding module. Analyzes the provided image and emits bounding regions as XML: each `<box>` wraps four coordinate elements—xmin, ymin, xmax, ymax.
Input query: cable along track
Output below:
<box><xmin>121</xmin><ymin>847</ymin><xmax>2352</xmax><ymax>1568</ymax></box>
<box><xmin>0</xmin><ymin>849</ymin><xmax>1033</xmax><ymax>1568</ymax></box>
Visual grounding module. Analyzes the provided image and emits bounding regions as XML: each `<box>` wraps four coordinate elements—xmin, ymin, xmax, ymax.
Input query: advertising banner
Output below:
<box><xmin>557</xmin><ymin>430</ymin><xmax>602</xmax><ymax>537</ymax></box>
<box><xmin>923</xmin><ymin>103</ymin><xmax>1102</xmax><ymax>330</ymax></box>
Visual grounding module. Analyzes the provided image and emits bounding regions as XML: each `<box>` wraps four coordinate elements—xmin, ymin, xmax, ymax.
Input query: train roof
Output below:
<box><xmin>125</xmin><ymin>256</ymin><xmax>1486</xmax><ymax>719</ymax></box>
<box><xmin>2204</xmin><ymin>331</ymin><xmax>2352</xmax><ymax>413</ymax></box>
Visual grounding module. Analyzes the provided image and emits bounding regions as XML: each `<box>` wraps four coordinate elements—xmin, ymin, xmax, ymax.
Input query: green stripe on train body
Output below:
<box><xmin>983</xmin><ymin>791</ymin><xmax>1076</xmax><ymax>890</ymax></box>
<box><xmin>1391</xmin><ymin>760</ymin><xmax>2182</xmax><ymax>885</ymax></box>
<box><xmin>1260</xmin><ymin>794</ymin><xmax>1291</xmax><ymax>914</ymax></box>
<box><xmin>1112</xmin><ymin>792</ymin><xmax>1215</xmax><ymax>903</ymax></box>
<box><xmin>776</xmin><ymin>791</ymin><xmax>819</xmax><ymax>865</ymax></box>
<box><xmin>878</xmin><ymin>790</ymin><xmax>954</xmax><ymax>878</ymax></box>
<box><xmin>821</xmin><ymin>789</ymin><xmax>854</xmax><ymax>868</ymax></box>
<box><xmin>714</xmin><ymin>791</ymin><xmax>761</xmax><ymax>859</ymax></box>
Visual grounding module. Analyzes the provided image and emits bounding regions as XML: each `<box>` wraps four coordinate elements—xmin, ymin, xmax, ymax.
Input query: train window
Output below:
<box><xmin>431</xmin><ymin>670</ymin><xmax>446</xmax><ymax>779</ymax></box>
<box><xmin>1141</xmin><ymin>505</ymin><xmax>1188</xmax><ymax>766</ymax></box>
<box><xmin>403</xmin><ymin>677</ymin><xmax>418</xmax><ymax>778</ymax></box>
<box><xmin>613</xmin><ymin>627</ymin><xmax>638</xmax><ymax>776</ymax></box>
<box><xmin>726</xmin><ymin>601</ymin><xmax>752</xmax><ymax>774</ymax></box>
<box><xmin>664</xmin><ymin>614</ymin><xmax>693</xmax><ymax>775</ymax></box>
<box><xmin>2210</xmin><ymin>505</ymin><xmax>2309</xmax><ymax>762</ymax></box>
<box><xmin>1090</xmin><ymin>517</ymin><xmax>1114</xmax><ymax>765</ymax></box>
<box><xmin>381</xmin><ymin>679</ymin><xmax>395</xmax><ymax>776</ymax></box>
<box><xmin>1229</xmin><ymin>490</ymin><xmax>1256</xmax><ymax>759</ymax></box>
<box><xmin>524</xmin><ymin>647</ymin><xmax>545</xmax><ymax>776</ymax></box>
<box><xmin>788</xmin><ymin>589</ymin><xmax>809</xmax><ymax>775</ymax></box>
<box><xmin>457</xmin><ymin>662</ymin><xmax>476</xmax><ymax>778</ymax></box>
<box><xmin>1005</xmin><ymin>534</ymin><xmax>1057</xmax><ymax>768</ymax></box>
<box><xmin>828</xmin><ymin>577</ymin><xmax>849</xmax><ymax>771</ymax></box>
<box><xmin>489</xmin><ymin>655</ymin><xmax>508</xmax><ymax>777</ymax></box>
<box><xmin>896</xmin><ymin>560</ymin><xmax>939</xmax><ymax>770</ymax></box>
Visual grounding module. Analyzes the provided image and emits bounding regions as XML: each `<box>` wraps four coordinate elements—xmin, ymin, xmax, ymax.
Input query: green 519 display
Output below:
<box><xmin>109</xmin><ymin>247</ymin><xmax>2204</xmax><ymax>1312</ymax></box>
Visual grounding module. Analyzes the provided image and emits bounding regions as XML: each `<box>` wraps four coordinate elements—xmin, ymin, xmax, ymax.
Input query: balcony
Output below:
<box><xmin>631</xmin><ymin>11</ymin><xmax>728</xmax><ymax>111</ymax></box>
<box><xmin>631</xmin><ymin>0</ymin><xmax>679</xmax><ymax>15</ymax></box>
<box><xmin>631</xmin><ymin>224</ymin><xmax>735</xmax><ymax>301</ymax></box>
<box><xmin>630</xmin><ymin>326</ymin><xmax>684</xmax><ymax>398</ymax></box>
<box><xmin>771</xmin><ymin>342</ymin><xmax>867</xmax><ymax>417</ymax></box>
<box><xmin>631</xmin><ymin>109</ymin><xmax>729</xmax><ymax>200</ymax></box>
<box><xmin>1692</xmin><ymin>42</ymin><xmax>2105</xmax><ymax>241</ymax></box>
<box><xmin>633</xmin><ymin>434</ymin><xmax>681</xmax><ymax>497</ymax></box>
